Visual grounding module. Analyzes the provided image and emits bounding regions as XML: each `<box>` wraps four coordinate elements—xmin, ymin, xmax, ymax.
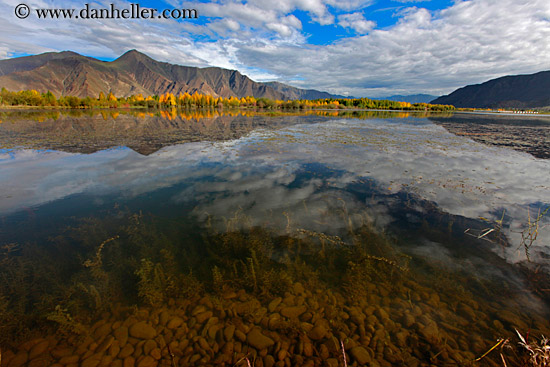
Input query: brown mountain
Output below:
<box><xmin>431</xmin><ymin>70</ymin><xmax>550</xmax><ymax>108</ymax></box>
<box><xmin>0</xmin><ymin>50</ymin><xmax>309</xmax><ymax>100</ymax></box>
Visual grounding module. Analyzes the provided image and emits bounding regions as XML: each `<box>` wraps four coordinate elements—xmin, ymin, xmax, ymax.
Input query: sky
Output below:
<box><xmin>0</xmin><ymin>0</ymin><xmax>550</xmax><ymax>97</ymax></box>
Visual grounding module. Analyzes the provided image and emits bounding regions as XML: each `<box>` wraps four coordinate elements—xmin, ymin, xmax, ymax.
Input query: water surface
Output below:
<box><xmin>1</xmin><ymin>109</ymin><xmax>549</xmax><ymax>367</ymax></box>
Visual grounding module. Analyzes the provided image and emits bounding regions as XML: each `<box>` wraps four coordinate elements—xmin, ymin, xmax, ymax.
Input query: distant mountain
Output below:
<box><xmin>431</xmin><ymin>71</ymin><xmax>550</xmax><ymax>108</ymax></box>
<box><xmin>0</xmin><ymin>51</ymin><xmax>83</xmax><ymax>75</ymax></box>
<box><xmin>0</xmin><ymin>50</ymin><xmax>341</xmax><ymax>100</ymax></box>
<box><xmin>377</xmin><ymin>94</ymin><xmax>439</xmax><ymax>104</ymax></box>
<box><xmin>262</xmin><ymin>81</ymin><xmax>349</xmax><ymax>100</ymax></box>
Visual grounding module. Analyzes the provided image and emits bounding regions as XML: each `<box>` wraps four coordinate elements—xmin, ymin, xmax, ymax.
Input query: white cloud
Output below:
<box><xmin>338</xmin><ymin>12</ymin><xmax>375</xmax><ymax>33</ymax></box>
<box><xmin>237</xmin><ymin>0</ymin><xmax>550</xmax><ymax>96</ymax></box>
<box><xmin>1</xmin><ymin>0</ymin><xmax>550</xmax><ymax>96</ymax></box>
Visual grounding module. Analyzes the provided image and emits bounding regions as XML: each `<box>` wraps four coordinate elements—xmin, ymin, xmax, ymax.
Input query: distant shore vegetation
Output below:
<box><xmin>0</xmin><ymin>88</ymin><xmax>456</xmax><ymax>112</ymax></box>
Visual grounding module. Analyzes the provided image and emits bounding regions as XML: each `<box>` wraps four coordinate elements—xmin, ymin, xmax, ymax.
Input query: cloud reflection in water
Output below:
<box><xmin>1</xmin><ymin>116</ymin><xmax>549</xmax><ymax>265</ymax></box>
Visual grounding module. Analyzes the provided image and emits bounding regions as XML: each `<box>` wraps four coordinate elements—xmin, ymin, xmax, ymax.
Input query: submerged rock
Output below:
<box><xmin>80</xmin><ymin>356</ymin><xmax>101</xmax><ymax>367</ymax></box>
<box><xmin>268</xmin><ymin>297</ymin><xmax>282</xmax><ymax>312</ymax></box>
<box><xmin>129</xmin><ymin>322</ymin><xmax>157</xmax><ymax>340</ymax></box>
<box><xmin>96</xmin><ymin>335</ymin><xmax>115</xmax><ymax>353</ymax></box>
<box><xmin>402</xmin><ymin>313</ymin><xmax>415</xmax><ymax>328</ymax></box>
<box><xmin>159</xmin><ymin>310</ymin><xmax>170</xmax><ymax>326</ymax></box>
<box><xmin>280</xmin><ymin>305</ymin><xmax>307</xmax><ymax>319</ymax></box>
<box><xmin>293</xmin><ymin>283</ymin><xmax>305</xmax><ymax>295</ymax></box>
<box><xmin>195</xmin><ymin>311</ymin><xmax>213</xmax><ymax>324</ymax></box>
<box><xmin>166</xmin><ymin>317</ymin><xmax>184</xmax><ymax>329</ymax></box>
<box><xmin>224</xmin><ymin>325</ymin><xmax>236</xmax><ymax>341</ymax></box>
<box><xmin>114</xmin><ymin>326</ymin><xmax>129</xmax><ymax>347</ymax></box>
<box><xmin>350</xmin><ymin>346</ymin><xmax>371</xmax><ymax>365</ymax></box>
<box><xmin>118</xmin><ymin>344</ymin><xmax>134</xmax><ymax>359</ymax></box>
<box><xmin>308</xmin><ymin>325</ymin><xmax>328</xmax><ymax>340</ymax></box>
<box><xmin>136</xmin><ymin>355</ymin><xmax>157</xmax><ymax>367</ymax></box>
<box><xmin>7</xmin><ymin>352</ymin><xmax>28</xmax><ymax>367</ymax></box>
<box><xmin>143</xmin><ymin>339</ymin><xmax>157</xmax><ymax>355</ymax></box>
<box><xmin>419</xmin><ymin>322</ymin><xmax>440</xmax><ymax>345</ymax></box>
<box><xmin>94</xmin><ymin>323</ymin><xmax>112</xmax><ymax>340</ymax></box>
<box><xmin>58</xmin><ymin>355</ymin><xmax>80</xmax><ymax>365</ymax></box>
<box><xmin>264</xmin><ymin>355</ymin><xmax>276</xmax><ymax>367</ymax></box>
<box><xmin>247</xmin><ymin>328</ymin><xmax>275</xmax><ymax>350</ymax></box>
<box><xmin>235</xmin><ymin>329</ymin><xmax>247</xmax><ymax>342</ymax></box>
<box><xmin>191</xmin><ymin>305</ymin><xmax>207</xmax><ymax>316</ymax></box>
<box><xmin>28</xmin><ymin>340</ymin><xmax>50</xmax><ymax>360</ymax></box>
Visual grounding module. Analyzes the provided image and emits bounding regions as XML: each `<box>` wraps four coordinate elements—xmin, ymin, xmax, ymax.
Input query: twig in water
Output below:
<box><xmin>340</xmin><ymin>339</ymin><xmax>348</xmax><ymax>367</ymax></box>
<box><xmin>477</xmin><ymin>228</ymin><xmax>495</xmax><ymax>239</ymax></box>
<box><xmin>431</xmin><ymin>349</ymin><xmax>444</xmax><ymax>362</ymax></box>
<box><xmin>166</xmin><ymin>343</ymin><xmax>176</xmax><ymax>367</ymax></box>
<box><xmin>234</xmin><ymin>354</ymin><xmax>251</xmax><ymax>367</ymax></box>
<box><xmin>464</xmin><ymin>228</ymin><xmax>495</xmax><ymax>241</ymax></box>
<box><xmin>500</xmin><ymin>352</ymin><xmax>508</xmax><ymax>367</ymax></box>
<box><xmin>475</xmin><ymin>338</ymin><xmax>506</xmax><ymax>362</ymax></box>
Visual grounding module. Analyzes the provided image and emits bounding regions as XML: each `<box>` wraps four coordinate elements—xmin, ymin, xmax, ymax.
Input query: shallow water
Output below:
<box><xmin>0</xmin><ymin>109</ymin><xmax>549</xmax><ymax>367</ymax></box>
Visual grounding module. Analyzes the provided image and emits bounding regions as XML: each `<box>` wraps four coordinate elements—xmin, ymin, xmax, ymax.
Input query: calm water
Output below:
<box><xmin>0</xmin><ymin>109</ymin><xmax>549</xmax><ymax>367</ymax></box>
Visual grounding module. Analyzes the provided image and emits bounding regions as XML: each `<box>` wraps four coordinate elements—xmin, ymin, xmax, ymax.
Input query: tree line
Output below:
<box><xmin>0</xmin><ymin>88</ymin><xmax>456</xmax><ymax>111</ymax></box>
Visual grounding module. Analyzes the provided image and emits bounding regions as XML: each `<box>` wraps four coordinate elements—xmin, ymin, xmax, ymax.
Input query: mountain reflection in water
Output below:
<box><xmin>0</xmin><ymin>108</ymin><xmax>420</xmax><ymax>155</ymax></box>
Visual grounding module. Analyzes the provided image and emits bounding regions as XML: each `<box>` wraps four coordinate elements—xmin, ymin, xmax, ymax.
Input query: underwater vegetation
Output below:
<box><xmin>0</xmin><ymin>207</ymin><xmax>548</xmax><ymax>367</ymax></box>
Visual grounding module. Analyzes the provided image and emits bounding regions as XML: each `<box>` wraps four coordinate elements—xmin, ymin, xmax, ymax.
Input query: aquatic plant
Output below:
<box><xmin>517</xmin><ymin>206</ymin><xmax>549</xmax><ymax>262</ymax></box>
<box><xmin>211</xmin><ymin>265</ymin><xmax>225</xmax><ymax>293</ymax></box>
<box><xmin>83</xmin><ymin>236</ymin><xmax>119</xmax><ymax>271</ymax></box>
<box><xmin>45</xmin><ymin>305</ymin><xmax>86</xmax><ymax>335</ymax></box>
<box><xmin>516</xmin><ymin>329</ymin><xmax>550</xmax><ymax>367</ymax></box>
<box><xmin>0</xmin><ymin>242</ymin><xmax>41</xmax><ymax>345</ymax></box>
<box><xmin>135</xmin><ymin>258</ymin><xmax>172</xmax><ymax>307</ymax></box>
<box><xmin>478</xmin><ymin>330</ymin><xmax>550</xmax><ymax>367</ymax></box>
<box><xmin>465</xmin><ymin>206</ymin><xmax>549</xmax><ymax>262</ymax></box>
<box><xmin>76</xmin><ymin>235</ymin><xmax>121</xmax><ymax>312</ymax></box>
<box><xmin>2</xmin><ymin>204</ymin><xmax>547</xmax><ymax>366</ymax></box>
<box><xmin>135</xmin><ymin>251</ymin><xmax>204</xmax><ymax>306</ymax></box>
<box><xmin>226</xmin><ymin>245</ymin><xmax>293</xmax><ymax>297</ymax></box>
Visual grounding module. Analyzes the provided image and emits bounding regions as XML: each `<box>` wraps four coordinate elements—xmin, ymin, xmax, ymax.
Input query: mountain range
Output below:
<box><xmin>376</xmin><ymin>94</ymin><xmax>438</xmax><ymax>104</ymax></box>
<box><xmin>263</xmin><ymin>81</ymin><xmax>351</xmax><ymax>100</ymax></box>
<box><xmin>431</xmin><ymin>70</ymin><xmax>550</xmax><ymax>108</ymax></box>
<box><xmin>0</xmin><ymin>50</ymin><xmax>347</xmax><ymax>101</ymax></box>
<box><xmin>3</xmin><ymin>50</ymin><xmax>549</xmax><ymax>108</ymax></box>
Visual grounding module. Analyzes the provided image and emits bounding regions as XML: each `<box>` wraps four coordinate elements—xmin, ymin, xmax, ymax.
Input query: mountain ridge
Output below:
<box><xmin>431</xmin><ymin>70</ymin><xmax>550</xmax><ymax>108</ymax></box>
<box><xmin>262</xmin><ymin>81</ymin><xmax>351</xmax><ymax>100</ymax></box>
<box><xmin>0</xmin><ymin>50</ymin><xmax>343</xmax><ymax>101</ymax></box>
<box><xmin>377</xmin><ymin>94</ymin><xmax>438</xmax><ymax>104</ymax></box>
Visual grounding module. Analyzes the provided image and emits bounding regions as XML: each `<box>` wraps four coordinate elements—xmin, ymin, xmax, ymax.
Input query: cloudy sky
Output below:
<box><xmin>1</xmin><ymin>0</ymin><xmax>550</xmax><ymax>97</ymax></box>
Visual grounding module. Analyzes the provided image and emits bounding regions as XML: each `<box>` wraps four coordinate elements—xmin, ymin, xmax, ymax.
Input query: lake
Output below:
<box><xmin>0</xmin><ymin>109</ymin><xmax>549</xmax><ymax>367</ymax></box>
